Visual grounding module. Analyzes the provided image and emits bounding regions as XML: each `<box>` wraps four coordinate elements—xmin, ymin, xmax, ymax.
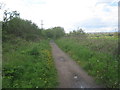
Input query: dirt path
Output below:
<box><xmin>50</xmin><ymin>41</ymin><xmax>103</xmax><ymax>88</ymax></box>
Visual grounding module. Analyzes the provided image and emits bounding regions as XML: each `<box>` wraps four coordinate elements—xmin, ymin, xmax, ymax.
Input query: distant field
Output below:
<box><xmin>87</xmin><ymin>32</ymin><xmax>118</xmax><ymax>40</ymax></box>
<box><xmin>56</xmin><ymin>33</ymin><xmax>119</xmax><ymax>88</ymax></box>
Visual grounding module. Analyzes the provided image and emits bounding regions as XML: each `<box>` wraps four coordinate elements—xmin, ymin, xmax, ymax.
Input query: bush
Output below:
<box><xmin>2</xmin><ymin>17</ymin><xmax>42</xmax><ymax>41</ymax></box>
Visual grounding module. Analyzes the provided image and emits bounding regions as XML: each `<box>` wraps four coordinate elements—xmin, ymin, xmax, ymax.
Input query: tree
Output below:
<box><xmin>67</xmin><ymin>28</ymin><xmax>86</xmax><ymax>38</ymax></box>
<box><xmin>43</xmin><ymin>26</ymin><xmax>65</xmax><ymax>39</ymax></box>
<box><xmin>77</xmin><ymin>28</ymin><xmax>85</xmax><ymax>34</ymax></box>
<box><xmin>52</xmin><ymin>27</ymin><xmax>65</xmax><ymax>39</ymax></box>
<box><xmin>2</xmin><ymin>17</ymin><xmax>42</xmax><ymax>41</ymax></box>
<box><xmin>3</xmin><ymin>10</ymin><xmax>20</xmax><ymax>22</ymax></box>
<box><xmin>43</xmin><ymin>29</ymin><xmax>54</xmax><ymax>39</ymax></box>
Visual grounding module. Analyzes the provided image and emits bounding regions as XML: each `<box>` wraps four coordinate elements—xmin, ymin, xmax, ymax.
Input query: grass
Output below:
<box><xmin>56</xmin><ymin>36</ymin><xmax>119</xmax><ymax>88</ymax></box>
<box><xmin>2</xmin><ymin>39</ymin><xmax>58</xmax><ymax>88</ymax></box>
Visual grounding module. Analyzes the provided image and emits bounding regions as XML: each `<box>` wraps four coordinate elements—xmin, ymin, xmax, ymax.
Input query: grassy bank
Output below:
<box><xmin>56</xmin><ymin>37</ymin><xmax>119</xmax><ymax>88</ymax></box>
<box><xmin>3</xmin><ymin>39</ymin><xmax>58</xmax><ymax>88</ymax></box>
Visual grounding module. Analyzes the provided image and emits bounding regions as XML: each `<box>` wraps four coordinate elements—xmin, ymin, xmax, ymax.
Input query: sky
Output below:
<box><xmin>0</xmin><ymin>0</ymin><xmax>119</xmax><ymax>33</ymax></box>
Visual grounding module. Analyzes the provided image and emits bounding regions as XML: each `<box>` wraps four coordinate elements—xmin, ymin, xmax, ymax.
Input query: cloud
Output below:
<box><xmin>0</xmin><ymin>0</ymin><xmax>118</xmax><ymax>33</ymax></box>
<box><xmin>73</xmin><ymin>0</ymin><xmax>118</xmax><ymax>33</ymax></box>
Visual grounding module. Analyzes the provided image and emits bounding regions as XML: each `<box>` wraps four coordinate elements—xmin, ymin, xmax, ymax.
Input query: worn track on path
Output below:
<box><xmin>50</xmin><ymin>41</ymin><xmax>103</xmax><ymax>88</ymax></box>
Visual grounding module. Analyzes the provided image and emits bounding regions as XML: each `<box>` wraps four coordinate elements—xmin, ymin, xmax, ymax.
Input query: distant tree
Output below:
<box><xmin>76</xmin><ymin>28</ymin><xmax>85</xmax><ymax>34</ymax></box>
<box><xmin>52</xmin><ymin>27</ymin><xmax>65</xmax><ymax>39</ymax></box>
<box><xmin>43</xmin><ymin>29</ymin><xmax>54</xmax><ymax>39</ymax></box>
<box><xmin>68</xmin><ymin>28</ymin><xmax>85</xmax><ymax>36</ymax></box>
<box><xmin>72</xmin><ymin>30</ymin><xmax>76</xmax><ymax>35</ymax></box>
<box><xmin>43</xmin><ymin>26</ymin><xmax>65</xmax><ymax>39</ymax></box>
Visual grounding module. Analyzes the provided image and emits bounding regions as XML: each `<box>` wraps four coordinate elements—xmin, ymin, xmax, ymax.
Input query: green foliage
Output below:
<box><xmin>2</xmin><ymin>17</ymin><xmax>42</xmax><ymax>41</ymax></box>
<box><xmin>27</xmin><ymin>47</ymin><xmax>40</xmax><ymax>56</ymax></box>
<box><xmin>2</xmin><ymin>40</ymin><xmax>58</xmax><ymax>88</ymax></box>
<box><xmin>68</xmin><ymin>28</ymin><xmax>86</xmax><ymax>36</ymax></box>
<box><xmin>56</xmin><ymin>37</ymin><xmax>119</xmax><ymax>88</ymax></box>
<box><xmin>42</xmin><ymin>26</ymin><xmax>65</xmax><ymax>39</ymax></box>
<box><xmin>2</xmin><ymin>11</ymin><xmax>59</xmax><ymax>88</ymax></box>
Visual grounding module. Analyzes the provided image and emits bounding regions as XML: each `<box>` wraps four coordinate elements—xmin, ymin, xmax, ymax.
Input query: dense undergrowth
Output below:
<box><xmin>56</xmin><ymin>37</ymin><xmax>119</xmax><ymax>88</ymax></box>
<box><xmin>3</xmin><ymin>39</ymin><xmax>58</xmax><ymax>88</ymax></box>
<box><xmin>2</xmin><ymin>17</ymin><xmax>59</xmax><ymax>88</ymax></box>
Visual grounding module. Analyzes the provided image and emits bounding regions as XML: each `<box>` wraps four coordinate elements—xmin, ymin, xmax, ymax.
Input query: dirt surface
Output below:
<box><xmin>50</xmin><ymin>41</ymin><xmax>103</xmax><ymax>88</ymax></box>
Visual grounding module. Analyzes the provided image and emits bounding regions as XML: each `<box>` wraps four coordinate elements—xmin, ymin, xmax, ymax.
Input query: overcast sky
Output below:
<box><xmin>0</xmin><ymin>0</ymin><xmax>119</xmax><ymax>33</ymax></box>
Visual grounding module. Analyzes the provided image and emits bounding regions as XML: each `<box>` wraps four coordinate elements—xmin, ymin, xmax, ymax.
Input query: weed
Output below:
<box><xmin>56</xmin><ymin>37</ymin><xmax>119</xmax><ymax>88</ymax></box>
<box><xmin>2</xmin><ymin>40</ymin><xmax>58</xmax><ymax>88</ymax></box>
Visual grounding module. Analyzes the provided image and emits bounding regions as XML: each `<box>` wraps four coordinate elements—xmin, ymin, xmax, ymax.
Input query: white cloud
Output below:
<box><xmin>0</xmin><ymin>0</ymin><xmax>118</xmax><ymax>33</ymax></box>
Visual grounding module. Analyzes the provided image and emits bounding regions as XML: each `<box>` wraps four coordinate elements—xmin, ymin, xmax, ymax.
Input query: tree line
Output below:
<box><xmin>2</xmin><ymin>10</ymin><xmax>65</xmax><ymax>42</ymax></box>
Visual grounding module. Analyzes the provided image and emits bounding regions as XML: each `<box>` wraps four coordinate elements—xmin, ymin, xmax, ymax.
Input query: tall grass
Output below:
<box><xmin>2</xmin><ymin>39</ymin><xmax>58</xmax><ymax>88</ymax></box>
<box><xmin>56</xmin><ymin>37</ymin><xmax>119</xmax><ymax>88</ymax></box>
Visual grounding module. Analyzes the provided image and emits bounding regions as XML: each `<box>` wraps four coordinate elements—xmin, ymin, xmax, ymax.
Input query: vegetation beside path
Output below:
<box><xmin>56</xmin><ymin>34</ymin><xmax>119</xmax><ymax>88</ymax></box>
<box><xmin>2</xmin><ymin>10</ymin><xmax>119</xmax><ymax>88</ymax></box>
<box><xmin>2</xmin><ymin>16</ymin><xmax>59</xmax><ymax>88</ymax></box>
